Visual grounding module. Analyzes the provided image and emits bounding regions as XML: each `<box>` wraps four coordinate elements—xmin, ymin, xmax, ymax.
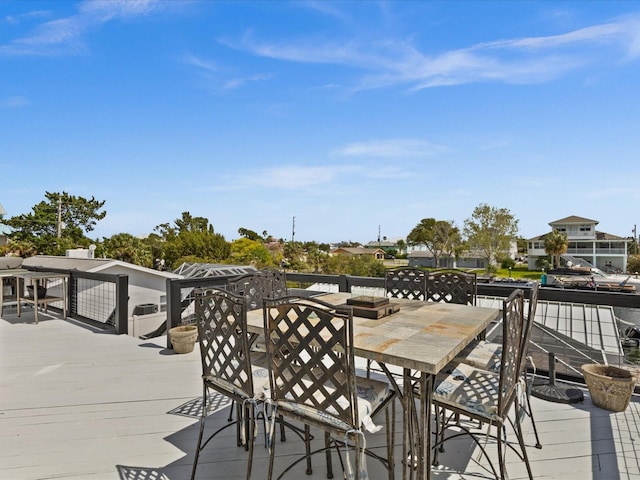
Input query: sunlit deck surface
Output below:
<box><xmin>2</xmin><ymin>310</ymin><xmax>639</xmax><ymax>480</ymax></box>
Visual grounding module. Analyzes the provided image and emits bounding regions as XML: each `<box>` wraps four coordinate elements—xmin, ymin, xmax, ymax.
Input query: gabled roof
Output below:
<box><xmin>528</xmin><ymin>231</ymin><xmax>628</xmax><ymax>242</ymax></box>
<box><xmin>408</xmin><ymin>249</ymin><xmax>485</xmax><ymax>259</ymax></box>
<box><xmin>331</xmin><ymin>247</ymin><xmax>384</xmax><ymax>255</ymax></box>
<box><xmin>0</xmin><ymin>256</ymin><xmax>23</xmax><ymax>270</ymax></box>
<box><xmin>549</xmin><ymin>215</ymin><xmax>598</xmax><ymax>226</ymax></box>
<box><xmin>365</xmin><ymin>238</ymin><xmax>404</xmax><ymax>248</ymax></box>
<box><xmin>172</xmin><ymin>262</ymin><xmax>257</xmax><ymax>278</ymax></box>
<box><xmin>22</xmin><ymin>255</ymin><xmax>182</xmax><ymax>279</ymax></box>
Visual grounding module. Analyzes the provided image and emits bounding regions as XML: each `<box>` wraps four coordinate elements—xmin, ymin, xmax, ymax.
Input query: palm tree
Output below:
<box><xmin>544</xmin><ymin>230</ymin><xmax>569</xmax><ymax>269</ymax></box>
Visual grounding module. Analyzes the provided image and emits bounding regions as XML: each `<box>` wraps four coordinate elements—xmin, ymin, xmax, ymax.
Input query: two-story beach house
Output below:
<box><xmin>527</xmin><ymin>215</ymin><xmax>630</xmax><ymax>272</ymax></box>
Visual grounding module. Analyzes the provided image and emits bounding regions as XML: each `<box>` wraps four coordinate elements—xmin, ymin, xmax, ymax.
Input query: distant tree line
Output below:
<box><xmin>5</xmin><ymin>192</ymin><xmax>632</xmax><ymax>276</ymax></box>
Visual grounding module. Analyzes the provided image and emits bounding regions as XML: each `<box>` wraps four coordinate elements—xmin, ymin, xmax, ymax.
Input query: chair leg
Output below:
<box><xmin>514</xmin><ymin>400</ymin><xmax>535</xmax><ymax>480</ymax></box>
<box><xmin>190</xmin><ymin>385</ymin><xmax>208</xmax><ymax>480</ymax></box>
<box><xmin>386</xmin><ymin>401</ymin><xmax>395</xmax><ymax>480</ymax></box>
<box><xmin>236</xmin><ymin>402</ymin><xmax>244</xmax><ymax>448</ymax></box>
<box><xmin>324</xmin><ymin>431</ymin><xmax>334</xmax><ymax>479</ymax></box>
<box><xmin>228</xmin><ymin>399</ymin><xmax>234</xmax><ymax>422</ymax></box>
<box><xmin>279</xmin><ymin>414</ymin><xmax>286</xmax><ymax>442</ymax></box>
<box><xmin>354</xmin><ymin>432</ymin><xmax>363</xmax><ymax>480</ymax></box>
<box><xmin>244</xmin><ymin>404</ymin><xmax>256</xmax><ymax>480</ymax></box>
<box><xmin>305</xmin><ymin>424</ymin><xmax>313</xmax><ymax>475</ymax></box>
<box><xmin>497</xmin><ymin>424</ymin><xmax>507</xmax><ymax>480</ymax></box>
<box><xmin>267</xmin><ymin>426</ymin><xmax>277</xmax><ymax>480</ymax></box>
<box><xmin>525</xmin><ymin>379</ymin><xmax>542</xmax><ymax>449</ymax></box>
<box><xmin>432</xmin><ymin>406</ymin><xmax>442</xmax><ymax>466</ymax></box>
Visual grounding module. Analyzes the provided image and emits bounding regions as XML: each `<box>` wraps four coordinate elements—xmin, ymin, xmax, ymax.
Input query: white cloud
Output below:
<box><xmin>202</xmin><ymin>164</ymin><xmax>376</xmax><ymax>192</ymax></box>
<box><xmin>223</xmin><ymin>73</ymin><xmax>273</xmax><ymax>90</ymax></box>
<box><xmin>334</xmin><ymin>139</ymin><xmax>445</xmax><ymax>158</ymax></box>
<box><xmin>0</xmin><ymin>0</ymin><xmax>171</xmax><ymax>56</ymax></box>
<box><xmin>3</xmin><ymin>10</ymin><xmax>50</xmax><ymax>25</ymax></box>
<box><xmin>247</xmin><ymin>165</ymin><xmax>350</xmax><ymax>189</ymax></box>
<box><xmin>183</xmin><ymin>53</ymin><xmax>219</xmax><ymax>73</ymax></box>
<box><xmin>77</xmin><ymin>0</ymin><xmax>165</xmax><ymax>21</ymax></box>
<box><xmin>478</xmin><ymin>18</ymin><xmax>640</xmax><ymax>54</ymax></box>
<box><xmin>586</xmin><ymin>185</ymin><xmax>640</xmax><ymax>200</ymax></box>
<box><xmin>299</xmin><ymin>1</ymin><xmax>349</xmax><ymax>20</ymax></box>
<box><xmin>232</xmin><ymin>14</ymin><xmax>640</xmax><ymax>91</ymax></box>
<box><xmin>0</xmin><ymin>96</ymin><xmax>29</xmax><ymax>107</ymax></box>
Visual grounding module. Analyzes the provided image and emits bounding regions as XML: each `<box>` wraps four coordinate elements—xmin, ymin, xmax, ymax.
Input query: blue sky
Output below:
<box><xmin>2</xmin><ymin>1</ymin><xmax>640</xmax><ymax>244</ymax></box>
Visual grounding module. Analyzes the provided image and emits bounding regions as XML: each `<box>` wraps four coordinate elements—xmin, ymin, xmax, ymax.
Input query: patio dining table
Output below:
<box><xmin>245</xmin><ymin>291</ymin><xmax>501</xmax><ymax>480</ymax></box>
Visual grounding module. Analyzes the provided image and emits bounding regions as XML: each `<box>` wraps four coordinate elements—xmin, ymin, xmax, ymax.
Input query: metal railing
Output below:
<box><xmin>164</xmin><ymin>275</ymin><xmax>233</xmax><ymax>348</ymax></box>
<box><xmin>284</xmin><ymin>272</ymin><xmax>640</xmax><ymax>387</ymax></box>
<box><xmin>284</xmin><ymin>271</ymin><xmax>640</xmax><ymax>308</ymax></box>
<box><xmin>36</xmin><ymin>266</ymin><xmax>636</xmax><ymax>388</ymax></box>
<box><xmin>28</xmin><ymin>266</ymin><xmax>129</xmax><ymax>334</ymax></box>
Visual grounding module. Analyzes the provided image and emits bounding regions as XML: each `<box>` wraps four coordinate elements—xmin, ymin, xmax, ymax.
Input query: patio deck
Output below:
<box><xmin>1</xmin><ymin>309</ymin><xmax>639</xmax><ymax>480</ymax></box>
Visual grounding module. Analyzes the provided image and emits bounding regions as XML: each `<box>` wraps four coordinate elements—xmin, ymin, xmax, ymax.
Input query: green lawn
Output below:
<box><xmin>493</xmin><ymin>266</ymin><xmax>542</xmax><ymax>281</ymax></box>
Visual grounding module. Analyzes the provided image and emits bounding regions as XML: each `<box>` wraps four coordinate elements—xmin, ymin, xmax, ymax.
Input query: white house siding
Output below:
<box><xmin>527</xmin><ymin>216</ymin><xmax>630</xmax><ymax>272</ymax></box>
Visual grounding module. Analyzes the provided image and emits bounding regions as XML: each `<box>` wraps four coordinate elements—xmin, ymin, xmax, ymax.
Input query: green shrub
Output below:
<box><xmin>535</xmin><ymin>256</ymin><xmax>552</xmax><ymax>271</ymax></box>
<box><xmin>500</xmin><ymin>257</ymin><xmax>516</xmax><ymax>269</ymax></box>
<box><xmin>627</xmin><ymin>255</ymin><xmax>640</xmax><ymax>274</ymax></box>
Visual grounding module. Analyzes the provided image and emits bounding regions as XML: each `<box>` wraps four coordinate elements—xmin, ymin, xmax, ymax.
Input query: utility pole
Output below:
<box><xmin>291</xmin><ymin>216</ymin><xmax>296</xmax><ymax>243</ymax></box>
<box><xmin>634</xmin><ymin>224</ymin><xmax>638</xmax><ymax>254</ymax></box>
<box><xmin>57</xmin><ymin>197</ymin><xmax>62</xmax><ymax>238</ymax></box>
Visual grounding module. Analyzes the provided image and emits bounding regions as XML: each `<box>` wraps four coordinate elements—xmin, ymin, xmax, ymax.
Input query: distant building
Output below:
<box><xmin>331</xmin><ymin>247</ymin><xmax>386</xmax><ymax>260</ymax></box>
<box><xmin>407</xmin><ymin>250</ymin><xmax>487</xmax><ymax>269</ymax></box>
<box><xmin>21</xmin><ymin>252</ymin><xmax>183</xmax><ymax>319</ymax></box>
<box><xmin>527</xmin><ymin>215</ymin><xmax>630</xmax><ymax>272</ymax></box>
<box><xmin>407</xmin><ymin>241</ymin><xmax>517</xmax><ymax>270</ymax></box>
<box><xmin>364</xmin><ymin>238</ymin><xmax>406</xmax><ymax>256</ymax></box>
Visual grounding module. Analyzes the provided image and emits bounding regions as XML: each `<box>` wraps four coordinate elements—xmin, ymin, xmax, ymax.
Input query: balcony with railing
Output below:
<box><xmin>2</xmin><ymin>266</ymin><xmax>640</xmax><ymax>479</ymax></box>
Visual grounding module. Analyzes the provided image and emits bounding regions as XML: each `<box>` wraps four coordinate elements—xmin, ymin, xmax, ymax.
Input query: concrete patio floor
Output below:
<box><xmin>1</xmin><ymin>309</ymin><xmax>639</xmax><ymax>480</ymax></box>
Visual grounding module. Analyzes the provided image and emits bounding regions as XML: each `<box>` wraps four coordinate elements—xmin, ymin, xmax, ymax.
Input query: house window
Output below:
<box><xmin>580</xmin><ymin>225</ymin><xmax>591</xmax><ymax>232</ymax></box>
<box><xmin>555</xmin><ymin>227</ymin><xmax>566</xmax><ymax>232</ymax></box>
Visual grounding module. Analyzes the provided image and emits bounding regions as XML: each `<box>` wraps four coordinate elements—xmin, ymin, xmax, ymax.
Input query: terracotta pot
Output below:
<box><xmin>581</xmin><ymin>364</ymin><xmax>637</xmax><ymax>412</ymax></box>
<box><xmin>169</xmin><ymin>325</ymin><xmax>198</xmax><ymax>354</ymax></box>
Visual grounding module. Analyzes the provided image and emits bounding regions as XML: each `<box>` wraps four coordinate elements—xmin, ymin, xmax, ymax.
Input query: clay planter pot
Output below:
<box><xmin>169</xmin><ymin>325</ymin><xmax>198</xmax><ymax>354</ymax></box>
<box><xmin>581</xmin><ymin>364</ymin><xmax>637</xmax><ymax>412</ymax></box>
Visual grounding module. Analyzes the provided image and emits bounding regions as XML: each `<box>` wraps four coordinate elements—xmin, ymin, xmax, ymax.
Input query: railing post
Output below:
<box><xmin>166</xmin><ymin>278</ymin><xmax>182</xmax><ymax>349</ymax></box>
<box><xmin>338</xmin><ymin>275</ymin><xmax>349</xmax><ymax>292</ymax></box>
<box><xmin>115</xmin><ymin>274</ymin><xmax>128</xmax><ymax>335</ymax></box>
<box><xmin>68</xmin><ymin>271</ymin><xmax>76</xmax><ymax>317</ymax></box>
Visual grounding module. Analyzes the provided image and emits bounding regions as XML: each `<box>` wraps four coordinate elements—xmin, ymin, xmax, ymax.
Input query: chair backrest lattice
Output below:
<box><xmin>498</xmin><ymin>289</ymin><xmax>525</xmax><ymax>417</ymax></box>
<box><xmin>519</xmin><ymin>282</ymin><xmax>540</xmax><ymax>372</ymax></box>
<box><xmin>385</xmin><ymin>267</ymin><xmax>427</xmax><ymax>301</ymax></box>
<box><xmin>263</xmin><ymin>296</ymin><xmax>358</xmax><ymax>430</ymax></box>
<box><xmin>426</xmin><ymin>268</ymin><xmax>477</xmax><ymax>305</ymax></box>
<box><xmin>195</xmin><ymin>288</ymin><xmax>254</xmax><ymax>398</ymax></box>
<box><xmin>262</xmin><ymin>267</ymin><xmax>287</xmax><ymax>298</ymax></box>
<box><xmin>526</xmin><ymin>281</ymin><xmax>540</xmax><ymax>324</ymax></box>
<box><xmin>227</xmin><ymin>269</ymin><xmax>287</xmax><ymax>311</ymax></box>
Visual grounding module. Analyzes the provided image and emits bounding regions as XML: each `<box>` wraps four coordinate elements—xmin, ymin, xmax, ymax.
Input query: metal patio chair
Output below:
<box><xmin>227</xmin><ymin>268</ymin><xmax>287</xmax><ymax>311</ymax></box>
<box><xmin>263</xmin><ymin>295</ymin><xmax>397</xmax><ymax>480</ymax></box>
<box><xmin>453</xmin><ymin>281</ymin><xmax>542</xmax><ymax>449</ymax></box>
<box><xmin>191</xmin><ymin>287</ymin><xmax>269</xmax><ymax>480</ymax></box>
<box><xmin>426</xmin><ymin>268</ymin><xmax>477</xmax><ymax>305</ymax></box>
<box><xmin>384</xmin><ymin>266</ymin><xmax>427</xmax><ymax>301</ymax></box>
<box><xmin>432</xmin><ymin>289</ymin><xmax>534</xmax><ymax>480</ymax></box>
<box><xmin>227</xmin><ymin>268</ymin><xmax>287</xmax><ymax>354</ymax></box>
<box><xmin>366</xmin><ymin>266</ymin><xmax>427</xmax><ymax>378</ymax></box>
